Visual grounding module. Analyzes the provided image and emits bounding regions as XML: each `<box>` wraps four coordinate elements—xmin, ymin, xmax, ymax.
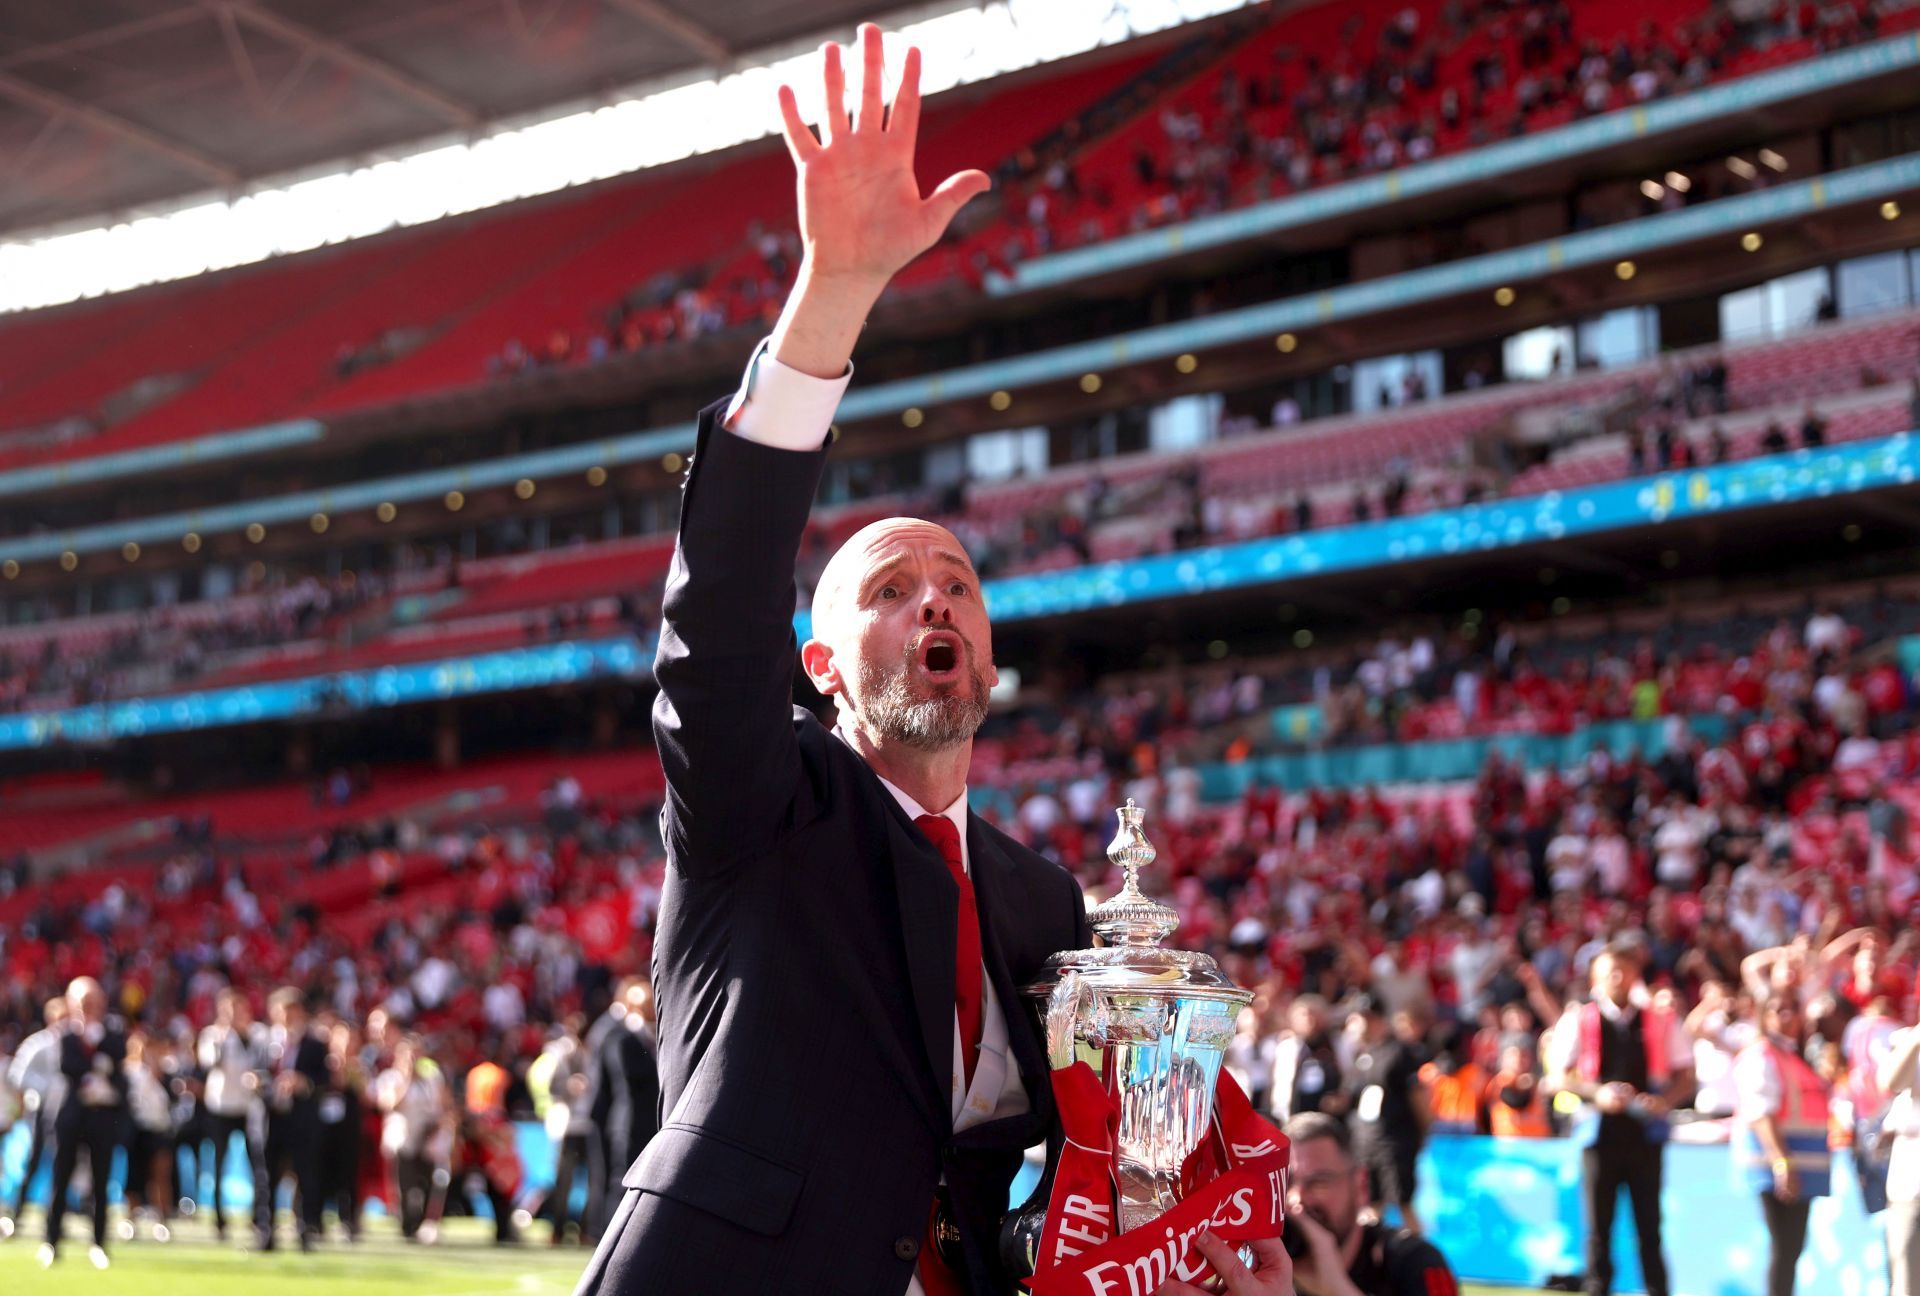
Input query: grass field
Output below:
<box><xmin>0</xmin><ymin>1207</ymin><xmax>1527</xmax><ymax>1294</ymax></box>
<box><xmin>0</xmin><ymin>1210</ymin><xmax>586</xmax><ymax>1296</ymax></box>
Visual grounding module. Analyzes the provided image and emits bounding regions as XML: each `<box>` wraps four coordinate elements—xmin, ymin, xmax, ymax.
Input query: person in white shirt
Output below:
<box><xmin>374</xmin><ymin>1036</ymin><xmax>450</xmax><ymax>1243</ymax></box>
<box><xmin>1880</xmin><ymin>1023</ymin><xmax>1920</xmax><ymax>1296</ymax></box>
<box><xmin>123</xmin><ymin>1032</ymin><xmax>177</xmax><ymax>1243</ymax></box>
<box><xmin>1804</xmin><ymin>606</ymin><xmax>1848</xmax><ymax>656</ymax></box>
<box><xmin>2</xmin><ymin>997</ymin><xmax>68</xmax><ymax>1239</ymax></box>
<box><xmin>194</xmin><ymin>988</ymin><xmax>261</xmax><ymax>1241</ymax></box>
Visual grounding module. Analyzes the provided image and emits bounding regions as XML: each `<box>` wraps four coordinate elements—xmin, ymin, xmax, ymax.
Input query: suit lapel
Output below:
<box><xmin>884</xmin><ymin>806</ymin><xmax>957</xmax><ymax>1131</ymax></box>
<box><xmin>964</xmin><ymin>815</ymin><xmax>1052</xmax><ymax>1119</ymax></box>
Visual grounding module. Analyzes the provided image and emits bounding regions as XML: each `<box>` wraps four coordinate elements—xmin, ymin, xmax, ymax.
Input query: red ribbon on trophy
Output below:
<box><xmin>1026</xmin><ymin>1062</ymin><xmax>1291</xmax><ymax>1296</ymax></box>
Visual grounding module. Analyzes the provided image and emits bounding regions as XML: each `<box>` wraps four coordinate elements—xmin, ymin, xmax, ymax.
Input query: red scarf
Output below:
<box><xmin>1026</xmin><ymin>1063</ymin><xmax>1290</xmax><ymax>1296</ymax></box>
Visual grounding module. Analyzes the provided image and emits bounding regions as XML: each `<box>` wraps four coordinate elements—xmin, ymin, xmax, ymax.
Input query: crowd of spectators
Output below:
<box><xmin>927</xmin><ymin>0</ymin><xmax>1911</xmax><ymax>280</ymax></box>
<box><xmin>473</xmin><ymin>0</ymin><xmax>1919</xmax><ymax>389</ymax></box>
<box><xmin>486</xmin><ymin>226</ymin><xmax>803</xmax><ymax>380</ymax></box>
<box><xmin>0</xmin><ymin>576</ymin><xmax>377</xmax><ymax>715</ymax></box>
<box><xmin>968</xmin><ymin>595</ymin><xmax>1920</xmax><ymax>808</ymax></box>
<box><xmin>0</xmin><ymin>587</ymin><xmax>1918</xmax><ymax>1268</ymax></box>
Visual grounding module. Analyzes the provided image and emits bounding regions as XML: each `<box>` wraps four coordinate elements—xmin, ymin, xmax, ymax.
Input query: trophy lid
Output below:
<box><xmin>1028</xmin><ymin>799</ymin><xmax>1249</xmax><ymax>1003</ymax></box>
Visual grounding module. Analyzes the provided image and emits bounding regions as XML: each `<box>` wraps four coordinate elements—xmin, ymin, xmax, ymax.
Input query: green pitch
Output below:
<box><xmin>0</xmin><ymin>1208</ymin><xmax>1529</xmax><ymax>1295</ymax></box>
<box><xmin>0</xmin><ymin>1211</ymin><xmax>586</xmax><ymax>1296</ymax></box>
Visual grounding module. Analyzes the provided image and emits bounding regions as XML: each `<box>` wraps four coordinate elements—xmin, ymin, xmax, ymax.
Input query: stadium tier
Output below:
<box><xmin>7</xmin><ymin>302</ymin><xmax>1917</xmax><ymax>722</ymax></box>
<box><xmin>1</xmin><ymin>1</ymin><xmax>1917</xmax><ymax>500</ymax></box>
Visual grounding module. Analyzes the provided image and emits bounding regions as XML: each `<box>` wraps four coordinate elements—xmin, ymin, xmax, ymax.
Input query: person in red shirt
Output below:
<box><xmin>1826</xmin><ymin>928</ymin><xmax>1906</xmax><ymax>1012</ymax></box>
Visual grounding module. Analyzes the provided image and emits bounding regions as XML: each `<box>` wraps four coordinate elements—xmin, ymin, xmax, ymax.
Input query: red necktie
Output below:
<box><xmin>916</xmin><ymin>813</ymin><xmax>982</xmax><ymax>1091</ymax></box>
<box><xmin>918</xmin><ymin>816</ymin><xmax>978</xmax><ymax>1296</ymax></box>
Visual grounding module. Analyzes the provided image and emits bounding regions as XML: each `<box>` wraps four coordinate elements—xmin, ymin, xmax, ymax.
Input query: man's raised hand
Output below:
<box><xmin>776</xmin><ymin>24</ymin><xmax>991</xmax><ymax>291</ymax></box>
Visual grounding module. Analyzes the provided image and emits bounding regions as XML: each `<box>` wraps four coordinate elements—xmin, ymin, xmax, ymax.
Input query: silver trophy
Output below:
<box><xmin>1004</xmin><ymin>799</ymin><xmax>1255</xmax><ymax>1272</ymax></box>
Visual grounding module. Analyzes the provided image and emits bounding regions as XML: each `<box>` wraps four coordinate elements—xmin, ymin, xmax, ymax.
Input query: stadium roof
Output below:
<box><xmin>0</xmin><ymin>0</ymin><xmax>966</xmax><ymax>235</ymax></box>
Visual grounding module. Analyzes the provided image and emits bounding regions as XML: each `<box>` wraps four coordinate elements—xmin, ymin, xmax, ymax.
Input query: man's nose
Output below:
<box><xmin>919</xmin><ymin>596</ymin><xmax>953</xmax><ymax>625</ymax></box>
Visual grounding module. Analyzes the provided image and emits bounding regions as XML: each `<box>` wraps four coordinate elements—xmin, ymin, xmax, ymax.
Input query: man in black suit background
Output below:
<box><xmin>575</xmin><ymin>25</ymin><xmax>1290</xmax><ymax>1296</ymax></box>
<box><xmin>587</xmin><ymin>978</ymin><xmax>660</xmax><ymax>1238</ymax></box>
<box><xmin>40</xmin><ymin>977</ymin><xmax>127</xmax><ymax>1270</ymax></box>
<box><xmin>254</xmin><ymin>986</ymin><xmax>329</xmax><ymax>1252</ymax></box>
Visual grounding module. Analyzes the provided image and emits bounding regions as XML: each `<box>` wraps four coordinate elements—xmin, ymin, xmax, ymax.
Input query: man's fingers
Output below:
<box><xmin>923</xmin><ymin>168</ymin><xmax>991</xmax><ymax>228</ymax></box>
<box><xmin>1193</xmin><ymin>1231</ymin><xmax>1259</xmax><ymax>1292</ymax></box>
<box><xmin>821</xmin><ymin>40</ymin><xmax>848</xmax><ymax>141</ymax></box>
<box><xmin>1247</xmin><ymin>1235</ymin><xmax>1294</xmax><ymax>1276</ymax></box>
<box><xmin>855</xmin><ymin>22</ymin><xmax>886</xmax><ymax>132</ymax></box>
<box><xmin>776</xmin><ymin>84</ymin><xmax>820</xmax><ymax>162</ymax></box>
<box><xmin>887</xmin><ymin>45</ymin><xmax>922</xmax><ymax>144</ymax></box>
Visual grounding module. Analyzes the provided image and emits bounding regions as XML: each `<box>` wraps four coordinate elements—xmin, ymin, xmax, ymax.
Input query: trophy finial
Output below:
<box><xmin>1091</xmin><ymin>798</ymin><xmax>1179</xmax><ymax>947</ymax></box>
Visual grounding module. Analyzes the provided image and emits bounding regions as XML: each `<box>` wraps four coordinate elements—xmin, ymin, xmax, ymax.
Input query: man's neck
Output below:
<box><xmin>838</xmin><ymin>717</ymin><xmax>971</xmax><ymax>815</ymax></box>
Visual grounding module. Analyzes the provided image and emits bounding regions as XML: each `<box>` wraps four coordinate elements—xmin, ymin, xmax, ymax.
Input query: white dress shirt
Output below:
<box><xmin>6</xmin><ymin>1026</ymin><xmax>66</xmax><ymax>1113</ymax></box>
<box><xmin>722</xmin><ymin>337</ymin><xmax>853</xmax><ymax>450</ymax></box>
<box><xmin>727</xmin><ymin>344</ymin><xmax>1025</xmax><ymax>1294</ymax></box>
<box><xmin>198</xmin><ymin>1023</ymin><xmax>259</xmax><ymax>1119</ymax></box>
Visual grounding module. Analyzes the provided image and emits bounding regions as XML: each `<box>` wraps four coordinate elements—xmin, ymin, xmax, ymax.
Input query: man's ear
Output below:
<box><xmin>800</xmin><ymin>638</ymin><xmax>843</xmax><ymax>697</ymax></box>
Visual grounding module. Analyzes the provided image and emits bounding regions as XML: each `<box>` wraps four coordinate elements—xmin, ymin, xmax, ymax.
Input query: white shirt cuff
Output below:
<box><xmin>723</xmin><ymin>337</ymin><xmax>852</xmax><ymax>451</ymax></box>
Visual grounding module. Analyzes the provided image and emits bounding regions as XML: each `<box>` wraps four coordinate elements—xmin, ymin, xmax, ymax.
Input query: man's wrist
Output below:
<box><xmin>767</xmin><ymin>260</ymin><xmax>889</xmax><ymax>380</ymax></box>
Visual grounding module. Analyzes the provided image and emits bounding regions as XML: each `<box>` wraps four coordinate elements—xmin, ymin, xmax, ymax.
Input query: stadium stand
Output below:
<box><xmin>3</xmin><ymin>0</ymin><xmax>1917</xmax><ymax>490</ymax></box>
<box><xmin>11</xmin><ymin>299</ymin><xmax>1912</xmax><ymax>721</ymax></box>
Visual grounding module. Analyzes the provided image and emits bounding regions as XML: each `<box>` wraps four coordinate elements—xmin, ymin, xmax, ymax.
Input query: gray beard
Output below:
<box><xmin>857</xmin><ymin>644</ymin><xmax>991</xmax><ymax>752</ymax></box>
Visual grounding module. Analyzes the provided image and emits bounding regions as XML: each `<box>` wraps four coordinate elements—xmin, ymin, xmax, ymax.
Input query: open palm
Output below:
<box><xmin>777</xmin><ymin>25</ymin><xmax>991</xmax><ymax>286</ymax></box>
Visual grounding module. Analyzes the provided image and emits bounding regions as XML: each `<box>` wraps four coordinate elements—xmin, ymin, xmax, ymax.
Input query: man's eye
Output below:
<box><xmin>877</xmin><ymin>586</ymin><xmax>898</xmax><ymax>600</ymax></box>
<box><xmin>948</xmin><ymin>582</ymin><xmax>969</xmax><ymax>596</ymax></box>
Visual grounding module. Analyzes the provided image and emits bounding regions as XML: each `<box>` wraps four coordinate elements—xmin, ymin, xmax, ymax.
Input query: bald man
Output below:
<box><xmin>573</xmin><ymin>25</ymin><xmax>1090</xmax><ymax>1296</ymax></box>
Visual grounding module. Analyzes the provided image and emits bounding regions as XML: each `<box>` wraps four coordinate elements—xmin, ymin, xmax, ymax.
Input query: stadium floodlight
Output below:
<box><xmin>989</xmin><ymin>389</ymin><xmax>1013</xmax><ymax>411</ymax></box>
<box><xmin>1740</xmin><ymin>231</ymin><xmax>1764</xmax><ymax>252</ymax></box>
<box><xmin>245</xmin><ymin>523</ymin><xmax>266</xmax><ymax>543</ymax></box>
<box><xmin>0</xmin><ymin>0</ymin><xmax>1259</xmax><ymax>314</ymax></box>
<box><xmin>1639</xmin><ymin>179</ymin><xmax>1665</xmax><ymax>200</ymax></box>
<box><xmin>375</xmin><ymin>502</ymin><xmax>397</xmax><ymax>523</ymax></box>
<box><xmin>310</xmin><ymin>512</ymin><xmax>330</xmax><ymax>533</ymax></box>
<box><xmin>1275</xmin><ymin>332</ymin><xmax>1297</xmax><ymax>353</ymax></box>
<box><xmin>121</xmin><ymin>542</ymin><xmax>140</xmax><ymax>562</ymax></box>
<box><xmin>182</xmin><ymin>532</ymin><xmax>201</xmax><ymax>553</ymax></box>
<box><xmin>1884</xmin><ymin>200</ymin><xmax>1902</xmax><ymax>220</ymax></box>
<box><xmin>1615</xmin><ymin>260</ymin><xmax>1637</xmax><ymax>280</ymax></box>
<box><xmin>902</xmin><ymin>407</ymin><xmax>925</xmax><ymax>428</ymax></box>
<box><xmin>1174</xmin><ymin>352</ymin><xmax>1199</xmax><ymax>374</ymax></box>
<box><xmin>59</xmin><ymin>551</ymin><xmax>77</xmax><ymax>572</ymax></box>
<box><xmin>515</xmin><ymin>478</ymin><xmax>537</xmax><ymax>499</ymax></box>
<box><xmin>586</xmin><ymin>466</ymin><xmax>608</xmax><ymax>487</ymax></box>
<box><xmin>1493</xmin><ymin>286</ymin><xmax>1515</xmax><ymax>307</ymax></box>
<box><xmin>1665</xmin><ymin>171</ymin><xmax>1692</xmax><ymax>192</ymax></box>
<box><xmin>1759</xmin><ymin>148</ymin><xmax>1789</xmax><ymax>171</ymax></box>
<box><xmin>2</xmin><ymin>559</ymin><xmax>17</xmax><ymax>579</ymax></box>
<box><xmin>1727</xmin><ymin>156</ymin><xmax>1758</xmax><ymax>180</ymax></box>
<box><xmin>444</xmin><ymin>490</ymin><xmax>465</xmax><ymax>511</ymax></box>
<box><xmin>659</xmin><ymin>454</ymin><xmax>684</xmax><ymax>474</ymax></box>
<box><xmin>1080</xmin><ymin>373</ymin><xmax>1102</xmax><ymax>393</ymax></box>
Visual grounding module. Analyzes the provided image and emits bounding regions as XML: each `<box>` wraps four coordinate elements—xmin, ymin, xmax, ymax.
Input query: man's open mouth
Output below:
<box><xmin>917</xmin><ymin>632</ymin><xmax>962</xmax><ymax>676</ymax></box>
